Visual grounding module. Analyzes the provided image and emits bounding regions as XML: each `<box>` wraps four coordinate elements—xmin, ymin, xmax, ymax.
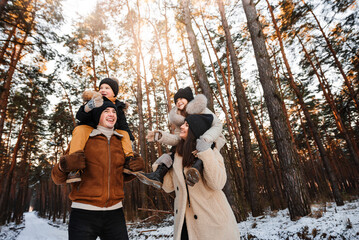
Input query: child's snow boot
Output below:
<box><xmin>185</xmin><ymin>159</ymin><xmax>203</xmax><ymax>186</ymax></box>
<box><xmin>136</xmin><ymin>164</ymin><xmax>169</xmax><ymax>189</ymax></box>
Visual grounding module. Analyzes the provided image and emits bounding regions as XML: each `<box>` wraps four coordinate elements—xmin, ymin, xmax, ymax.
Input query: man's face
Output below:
<box><xmin>99</xmin><ymin>107</ymin><xmax>117</xmax><ymax>129</ymax></box>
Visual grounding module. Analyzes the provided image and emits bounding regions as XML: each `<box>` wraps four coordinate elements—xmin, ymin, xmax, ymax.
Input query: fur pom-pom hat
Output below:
<box><xmin>99</xmin><ymin>77</ymin><xmax>119</xmax><ymax>97</ymax></box>
<box><xmin>174</xmin><ymin>87</ymin><xmax>194</xmax><ymax>103</ymax></box>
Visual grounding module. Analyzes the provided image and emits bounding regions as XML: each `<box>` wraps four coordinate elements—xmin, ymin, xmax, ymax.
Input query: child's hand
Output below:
<box><xmin>154</xmin><ymin>153</ymin><xmax>173</xmax><ymax>168</ymax></box>
<box><xmin>196</xmin><ymin>137</ymin><xmax>212</xmax><ymax>152</ymax></box>
<box><xmin>84</xmin><ymin>93</ymin><xmax>103</xmax><ymax>112</ymax></box>
<box><xmin>146</xmin><ymin>130</ymin><xmax>161</xmax><ymax>142</ymax></box>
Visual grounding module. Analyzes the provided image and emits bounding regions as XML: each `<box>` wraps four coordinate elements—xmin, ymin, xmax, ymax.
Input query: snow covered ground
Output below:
<box><xmin>0</xmin><ymin>199</ymin><xmax>358</xmax><ymax>239</ymax></box>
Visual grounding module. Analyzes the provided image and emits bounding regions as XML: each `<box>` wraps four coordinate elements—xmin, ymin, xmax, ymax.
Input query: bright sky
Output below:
<box><xmin>61</xmin><ymin>0</ymin><xmax>98</xmax><ymax>27</ymax></box>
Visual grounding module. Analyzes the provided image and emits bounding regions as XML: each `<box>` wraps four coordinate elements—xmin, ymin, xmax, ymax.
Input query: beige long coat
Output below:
<box><xmin>162</xmin><ymin>148</ymin><xmax>240</xmax><ymax>240</ymax></box>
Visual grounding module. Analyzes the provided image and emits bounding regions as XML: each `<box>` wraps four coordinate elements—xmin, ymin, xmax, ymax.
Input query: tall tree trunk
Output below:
<box><xmin>180</xmin><ymin>0</ymin><xmax>213</xmax><ymax>110</ymax></box>
<box><xmin>180</xmin><ymin>31</ymin><xmax>198</xmax><ymax>94</ymax></box>
<box><xmin>217</xmin><ymin>0</ymin><xmax>263</xmax><ymax>216</ymax></box>
<box><xmin>148</xmin><ymin>21</ymin><xmax>172</xmax><ymax>112</ymax></box>
<box><xmin>141</xmin><ymin>50</ymin><xmax>156</xmax><ymax>165</ymax></box>
<box><xmin>0</xmin><ymin>17</ymin><xmax>20</xmax><ymax>63</ymax></box>
<box><xmin>241</xmin><ymin>0</ymin><xmax>310</xmax><ymax>220</ymax></box>
<box><xmin>0</xmin><ymin>30</ymin><xmax>29</xmax><ymax>143</ymax></box>
<box><xmin>266</xmin><ymin>1</ymin><xmax>343</xmax><ymax>206</ymax></box>
<box><xmin>90</xmin><ymin>40</ymin><xmax>98</xmax><ymax>90</ymax></box>
<box><xmin>58</xmin><ymin>82</ymin><xmax>76</xmax><ymax>127</ymax></box>
<box><xmin>100</xmin><ymin>43</ymin><xmax>110</xmax><ymax>78</ymax></box>
<box><xmin>0</xmin><ymin>0</ymin><xmax>9</xmax><ymax>18</ymax></box>
<box><xmin>163</xmin><ymin>5</ymin><xmax>179</xmax><ymax>90</ymax></box>
<box><xmin>0</xmin><ymin>88</ymin><xmax>34</xmax><ymax>224</ymax></box>
<box><xmin>268</xmin><ymin>44</ymin><xmax>296</xmax><ymax>143</ymax></box>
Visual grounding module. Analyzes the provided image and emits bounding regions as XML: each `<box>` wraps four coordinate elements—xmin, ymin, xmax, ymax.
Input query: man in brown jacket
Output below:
<box><xmin>51</xmin><ymin>99</ymin><xmax>144</xmax><ymax>240</ymax></box>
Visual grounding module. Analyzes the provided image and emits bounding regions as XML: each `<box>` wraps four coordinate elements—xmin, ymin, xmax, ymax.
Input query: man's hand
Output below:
<box><xmin>127</xmin><ymin>154</ymin><xmax>145</xmax><ymax>172</ymax></box>
<box><xmin>59</xmin><ymin>150</ymin><xmax>86</xmax><ymax>172</ymax></box>
<box><xmin>84</xmin><ymin>92</ymin><xmax>103</xmax><ymax>112</ymax></box>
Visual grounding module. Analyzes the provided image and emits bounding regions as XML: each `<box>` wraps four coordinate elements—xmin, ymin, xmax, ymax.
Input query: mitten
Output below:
<box><xmin>196</xmin><ymin>137</ymin><xmax>212</xmax><ymax>152</ymax></box>
<box><xmin>59</xmin><ymin>150</ymin><xmax>86</xmax><ymax>172</ymax></box>
<box><xmin>146</xmin><ymin>130</ymin><xmax>161</xmax><ymax>142</ymax></box>
<box><xmin>84</xmin><ymin>92</ymin><xmax>103</xmax><ymax>112</ymax></box>
<box><xmin>128</xmin><ymin>154</ymin><xmax>145</xmax><ymax>172</ymax></box>
<box><xmin>154</xmin><ymin>153</ymin><xmax>173</xmax><ymax>168</ymax></box>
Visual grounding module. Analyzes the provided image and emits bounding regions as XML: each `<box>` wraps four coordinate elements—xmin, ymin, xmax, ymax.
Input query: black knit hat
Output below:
<box><xmin>92</xmin><ymin>97</ymin><xmax>117</xmax><ymax>126</ymax></box>
<box><xmin>99</xmin><ymin>78</ymin><xmax>119</xmax><ymax>97</ymax></box>
<box><xmin>174</xmin><ymin>87</ymin><xmax>194</xmax><ymax>103</ymax></box>
<box><xmin>185</xmin><ymin>114</ymin><xmax>213</xmax><ymax>139</ymax></box>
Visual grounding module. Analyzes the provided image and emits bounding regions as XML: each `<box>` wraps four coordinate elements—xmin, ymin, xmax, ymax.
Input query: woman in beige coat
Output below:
<box><xmin>135</xmin><ymin>87</ymin><xmax>225</xmax><ymax>188</ymax></box>
<box><xmin>161</xmin><ymin>114</ymin><xmax>240</xmax><ymax>240</ymax></box>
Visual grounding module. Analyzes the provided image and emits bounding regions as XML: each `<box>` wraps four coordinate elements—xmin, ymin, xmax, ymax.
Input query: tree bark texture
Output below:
<box><xmin>180</xmin><ymin>0</ymin><xmax>214</xmax><ymax>110</ymax></box>
<box><xmin>242</xmin><ymin>0</ymin><xmax>311</xmax><ymax>220</ymax></box>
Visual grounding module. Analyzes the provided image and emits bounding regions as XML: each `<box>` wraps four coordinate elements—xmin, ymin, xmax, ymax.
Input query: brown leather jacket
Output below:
<box><xmin>52</xmin><ymin>130</ymin><xmax>134</xmax><ymax>208</ymax></box>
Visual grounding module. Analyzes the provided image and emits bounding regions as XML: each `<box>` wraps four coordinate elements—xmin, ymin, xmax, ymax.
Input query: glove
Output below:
<box><xmin>59</xmin><ymin>150</ymin><xmax>86</xmax><ymax>172</ymax></box>
<box><xmin>84</xmin><ymin>93</ymin><xmax>103</xmax><ymax>112</ymax></box>
<box><xmin>146</xmin><ymin>130</ymin><xmax>162</xmax><ymax>142</ymax></box>
<box><xmin>127</xmin><ymin>154</ymin><xmax>145</xmax><ymax>172</ymax></box>
<box><xmin>196</xmin><ymin>137</ymin><xmax>212</xmax><ymax>152</ymax></box>
<box><xmin>154</xmin><ymin>153</ymin><xmax>173</xmax><ymax>168</ymax></box>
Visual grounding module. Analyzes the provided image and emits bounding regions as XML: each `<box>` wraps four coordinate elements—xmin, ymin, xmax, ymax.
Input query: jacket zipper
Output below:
<box><xmin>105</xmin><ymin>137</ymin><xmax>111</xmax><ymax>206</ymax></box>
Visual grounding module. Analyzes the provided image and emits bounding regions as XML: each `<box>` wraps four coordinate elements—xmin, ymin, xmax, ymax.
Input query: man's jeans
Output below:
<box><xmin>69</xmin><ymin>208</ymin><xmax>129</xmax><ymax>240</ymax></box>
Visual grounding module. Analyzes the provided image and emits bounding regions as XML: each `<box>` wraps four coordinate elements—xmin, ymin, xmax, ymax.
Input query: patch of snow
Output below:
<box><xmin>238</xmin><ymin>200</ymin><xmax>359</xmax><ymax>239</ymax></box>
<box><xmin>1</xmin><ymin>199</ymin><xmax>358</xmax><ymax>240</ymax></box>
<box><xmin>17</xmin><ymin>212</ymin><xmax>67</xmax><ymax>240</ymax></box>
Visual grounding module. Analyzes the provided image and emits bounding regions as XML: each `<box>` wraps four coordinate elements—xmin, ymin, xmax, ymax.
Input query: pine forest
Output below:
<box><xmin>0</xmin><ymin>0</ymin><xmax>358</xmax><ymax>229</ymax></box>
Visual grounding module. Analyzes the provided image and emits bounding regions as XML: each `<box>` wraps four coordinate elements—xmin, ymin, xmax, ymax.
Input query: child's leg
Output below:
<box><xmin>115</xmin><ymin>130</ymin><xmax>134</xmax><ymax>158</ymax></box>
<box><xmin>135</xmin><ymin>153</ymin><xmax>174</xmax><ymax>189</ymax></box>
<box><xmin>67</xmin><ymin>125</ymin><xmax>94</xmax><ymax>183</ymax></box>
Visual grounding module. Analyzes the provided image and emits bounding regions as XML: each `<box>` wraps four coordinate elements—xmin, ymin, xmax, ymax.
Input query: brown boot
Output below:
<box><xmin>185</xmin><ymin>159</ymin><xmax>203</xmax><ymax>186</ymax></box>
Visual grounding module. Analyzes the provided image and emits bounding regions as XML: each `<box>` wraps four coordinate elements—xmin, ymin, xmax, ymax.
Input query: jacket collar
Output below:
<box><xmin>89</xmin><ymin>128</ymin><xmax>123</xmax><ymax>138</ymax></box>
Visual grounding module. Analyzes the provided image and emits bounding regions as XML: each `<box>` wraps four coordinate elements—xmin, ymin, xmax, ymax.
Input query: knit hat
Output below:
<box><xmin>185</xmin><ymin>114</ymin><xmax>213</xmax><ymax>139</ymax></box>
<box><xmin>92</xmin><ymin>97</ymin><xmax>117</xmax><ymax>126</ymax></box>
<box><xmin>174</xmin><ymin>87</ymin><xmax>194</xmax><ymax>103</ymax></box>
<box><xmin>99</xmin><ymin>78</ymin><xmax>119</xmax><ymax>97</ymax></box>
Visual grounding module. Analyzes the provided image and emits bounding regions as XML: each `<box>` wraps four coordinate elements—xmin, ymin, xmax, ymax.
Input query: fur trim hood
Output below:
<box><xmin>168</xmin><ymin>94</ymin><xmax>207</xmax><ymax>126</ymax></box>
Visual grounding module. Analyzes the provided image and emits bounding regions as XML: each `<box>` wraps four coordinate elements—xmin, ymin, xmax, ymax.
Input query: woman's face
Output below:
<box><xmin>179</xmin><ymin>121</ymin><xmax>189</xmax><ymax>140</ymax></box>
<box><xmin>176</xmin><ymin>98</ymin><xmax>188</xmax><ymax>111</ymax></box>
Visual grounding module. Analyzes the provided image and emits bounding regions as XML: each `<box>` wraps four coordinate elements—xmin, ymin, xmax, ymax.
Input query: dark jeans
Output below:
<box><xmin>69</xmin><ymin>208</ymin><xmax>129</xmax><ymax>240</ymax></box>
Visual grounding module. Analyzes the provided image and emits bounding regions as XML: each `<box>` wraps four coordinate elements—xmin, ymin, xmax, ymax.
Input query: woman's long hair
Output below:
<box><xmin>176</xmin><ymin>128</ymin><xmax>197</xmax><ymax>167</ymax></box>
